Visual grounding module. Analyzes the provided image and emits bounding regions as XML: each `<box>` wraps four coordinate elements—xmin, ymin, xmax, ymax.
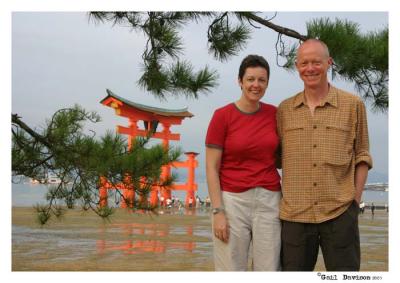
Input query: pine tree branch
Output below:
<box><xmin>244</xmin><ymin>13</ymin><xmax>308</xmax><ymax>41</ymax></box>
<box><xmin>361</xmin><ymin>69</ymin><xmax>376</xmax><ymax>98</ymax></box>
<box><xmin>87</xmin><ymin>12</ymin><xmax>387</xmax><ymax>111</ymax></box>
<box><xmin>12</xmin><ymin>114</ymin><xmax>52</xmax><ymax>148</ymax></box>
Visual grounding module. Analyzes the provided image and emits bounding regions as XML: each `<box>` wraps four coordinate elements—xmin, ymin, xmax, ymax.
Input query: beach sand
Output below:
<box><xmin>12</xmin><ymin>207</ymin><xmax>388</xmax><ymax>271</ymax></box>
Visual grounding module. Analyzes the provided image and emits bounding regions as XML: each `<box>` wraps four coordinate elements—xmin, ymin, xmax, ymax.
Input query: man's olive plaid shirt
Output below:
<box><xmin>277</xmin><ymin>85</ymin><xmax>373</xmax><ymax>223</ymax></box>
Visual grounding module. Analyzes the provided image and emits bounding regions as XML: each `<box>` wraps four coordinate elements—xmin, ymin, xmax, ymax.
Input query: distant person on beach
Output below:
<box><xmin>196</xmin><ymin>195</ymin><xmax>202</xmax><ymax>207</ymax></box>
<box><xmin>188</xmin><ymin>196</ymin><xmax>194</xmax><ymax>208</ymax></box>
<box><xmin>205</xmin><ymin>196</ymin><xmax>211</xmax><ymax>207</ymax></box>
<box><xmin>206</xmin><ymin>55</ymin><xmax>281</xmax><ymax>271</ymax></box>
<box><xmin>371</xmin><ymin>203</ymin><xmax>375</xmax><ymax>215</ymax></box>
<box><xmin>359</xmin><ymin>201</ymin><xmax>365</xmax><ymax>214</ymax></box>
<box><xmin>166</xmin><ymin>198</ymin><xmax>172</xmax><ymax>209</ymax></box>
<box><xmin>277</xmin><ymin>39</ymin><xmax>373</xmax><ymax>271</ymax></box>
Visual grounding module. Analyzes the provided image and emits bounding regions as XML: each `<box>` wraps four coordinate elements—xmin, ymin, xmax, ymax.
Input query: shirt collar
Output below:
<box><xmin>293</xmin><ymin>84</ymin><xmax>338</xmax><ymax>109</ymax></box>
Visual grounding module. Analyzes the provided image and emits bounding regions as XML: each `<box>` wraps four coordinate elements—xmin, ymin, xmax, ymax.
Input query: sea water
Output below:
<box><xmin>12</xmin><ymin>182</ymin><xmax>388</xmax><ymax>207</ymax></box>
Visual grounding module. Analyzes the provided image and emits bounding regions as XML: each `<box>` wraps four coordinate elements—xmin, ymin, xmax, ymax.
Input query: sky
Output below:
<box><xmin>12</xmin><ymin>12</ymin><xmax>388</xmax><ymax>186</ymax></box>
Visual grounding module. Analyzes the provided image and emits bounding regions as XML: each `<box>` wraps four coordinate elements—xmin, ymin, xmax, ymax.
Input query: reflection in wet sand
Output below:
<box><xmin>12</xmin><ymin>207</ymin><xmax>387</xmax><ymax>271</ymax></box>
<box><xmin>97</xmin><ymin>222</ymin><xmax>196</xmax><ymax>255</ymax></box>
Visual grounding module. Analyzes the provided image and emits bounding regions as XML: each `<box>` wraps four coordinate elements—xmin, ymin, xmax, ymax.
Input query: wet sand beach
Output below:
<box><xmin>12</xmin><ymin>207</ymin><xmax>388</xmax><ymax>271</ymax></box>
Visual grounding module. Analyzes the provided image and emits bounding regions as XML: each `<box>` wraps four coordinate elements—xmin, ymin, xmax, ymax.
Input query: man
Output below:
<box><xmin>277</xmin><ymin>39</ymin><xmax>373</xmax><ymax>271</ymax></box>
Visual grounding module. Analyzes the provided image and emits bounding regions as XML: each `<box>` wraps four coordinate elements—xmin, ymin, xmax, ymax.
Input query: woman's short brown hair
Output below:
<box><xmin>238</xmin><ymin>55</ymin><xmax>270</xmax><ymax>82</ymax></box>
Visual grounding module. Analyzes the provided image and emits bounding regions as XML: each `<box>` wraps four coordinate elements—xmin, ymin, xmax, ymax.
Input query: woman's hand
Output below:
<box><xmin>206</xmin><ymin>147</ymin><xmax>229</xmax><ymax>242</ymax></box>
<box><xmin>213</xmin><ymin>212</ymin><xmax>230</xmax><ymax>243</ymax></box>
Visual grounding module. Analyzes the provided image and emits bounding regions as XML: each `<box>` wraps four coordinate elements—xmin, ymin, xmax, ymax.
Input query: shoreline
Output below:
<box><xmin>12</xmin><ymin>207</ymin><xmax>388</xmax><ymax>271</ymax></box>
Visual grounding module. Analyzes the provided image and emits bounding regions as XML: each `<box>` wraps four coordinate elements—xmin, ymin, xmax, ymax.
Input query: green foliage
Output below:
<box><xmin>138</xmin><ymin>59</ymin><xmax>219</xmax><ymax>99</ymax></box>
<box><xmin>90</xmin><ymin>12</ymin><xmax>387</xmax><ymax>111</ymax></box>
<box><xmin>277</xmin><ymin>18</ymin><xmax>388</xmax><ymax>111</ymax></box>
<box><xmin>12</xmin><ymin>130</ymin><xmax>47</xmax><ymax>180</ymax></box>
<box><xmin>97</xmin><ymin>206</ymin><xmax>115</xmax><ymax>220</ymax></box>
<box><xmin>12</xmin><ymin>105</ymin><xmax>182</xmax><ymax>224</ymax></box>
<box><xmin>207</xmin><ymin>13</ymin><xmax>251</xmax><ymax>61</ymax></box>
<box><xmin>306</xmin><ymin>18</ymin><xmax>388</xmax><ymax>111</ymax></box>
<box><xmin>90</xmin><ymin>12</ymin><xmax>220</xmax><ymax>100</ymax></box>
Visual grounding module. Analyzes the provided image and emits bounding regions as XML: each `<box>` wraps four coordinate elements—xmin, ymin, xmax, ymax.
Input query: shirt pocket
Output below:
<box><xmin>283</xmin><ymin>123</ymin><xmax>305</xmax><ymax>136</ymax></box>
<box><xmin>283</xmin><ymin>123</ymin><xmax>306</xmax><ymax>160</ymax></box>
<box><xmin>324</xmin><ymin>124</ymin><xmax>353</xmax><ymax>165</ymax></box>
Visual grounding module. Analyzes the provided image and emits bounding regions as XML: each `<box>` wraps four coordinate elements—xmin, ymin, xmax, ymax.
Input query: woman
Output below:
<box><xmin>205</xmin><ymin>55</ymin><xmax>281</xmax><ymax>271</ymax></box>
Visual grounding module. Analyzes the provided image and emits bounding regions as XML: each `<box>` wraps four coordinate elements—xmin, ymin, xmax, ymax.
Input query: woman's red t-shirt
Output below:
<box><xmin>206</xmin><ymin>102</ymin><xmax>281</xmax><ymax>193</ymax></box>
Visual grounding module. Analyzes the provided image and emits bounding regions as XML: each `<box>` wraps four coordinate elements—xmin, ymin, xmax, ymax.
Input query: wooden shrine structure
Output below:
<box><xmin>99</xmin><ymin>89</ymin><xmax>198</xmax><ymax>208</ymax></box>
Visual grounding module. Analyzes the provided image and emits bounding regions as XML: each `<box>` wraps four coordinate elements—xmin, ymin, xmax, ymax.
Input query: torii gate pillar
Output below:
<box><xmin>100</xmin><ymin>89</ymin><xmax>196</xmax><ymax>208</ymax></box>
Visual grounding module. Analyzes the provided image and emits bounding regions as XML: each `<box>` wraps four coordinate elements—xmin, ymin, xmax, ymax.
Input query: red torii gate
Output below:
<box><xmin>99</xmin><ymin>89</ymin><xmax>198</xmax><ymax>207</ymax></box>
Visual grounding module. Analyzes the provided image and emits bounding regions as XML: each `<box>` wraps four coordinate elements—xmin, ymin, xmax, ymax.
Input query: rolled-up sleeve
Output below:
<box><xmin>354</xmin><ymin>99</ymin><xmax>373</xmax><ymax>169</ymax></box>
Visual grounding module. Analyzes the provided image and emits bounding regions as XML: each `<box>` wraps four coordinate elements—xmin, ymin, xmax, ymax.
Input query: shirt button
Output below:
<box><xmin>313</xmin><ymin>144</ymin><xmax>317</xmax><ymax>148</ymax></box>
<box><xmin>313</xmin><ymin>163</ymin><xmax>317</xmax><ymax>167</ymax></box>
<box><xmin>313</xmin><ymin>182</ymin><xmax>317</xmax><ymax>186</ymax></box>
<box><xmin>314</xmin><ymin>201</ymin><xmax>318</xmax><ymax>205</ymax></box>
<box><xmin>313</xmin><ymin>125</ymin><xmax>317</xmax><ymax>129</ymax></box>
